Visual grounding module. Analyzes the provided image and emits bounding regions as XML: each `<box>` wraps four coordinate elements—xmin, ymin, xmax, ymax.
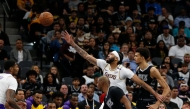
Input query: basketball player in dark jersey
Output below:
<box><xmin>134</xmin><ymin>48</ymin><xmax>170</xmax><ymax>109</ymax></box>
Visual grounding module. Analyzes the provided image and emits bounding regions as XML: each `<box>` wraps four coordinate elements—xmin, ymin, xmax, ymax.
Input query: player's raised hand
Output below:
<box><xmin>156</xmin><ymin>94</ymin><xmax>165</xmax><ymax>102</ymax></box>
<box><xmin>62</xmin><ymin>31</ymin><xmax>74</xmax><ymax>45</ymax></box>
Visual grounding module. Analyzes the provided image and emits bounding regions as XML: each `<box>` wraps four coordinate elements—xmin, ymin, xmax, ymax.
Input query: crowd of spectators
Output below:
<box><xmin>1</xmin><ymin>0</ymin><xmax>190</xmax><ymax>108</ymax></box>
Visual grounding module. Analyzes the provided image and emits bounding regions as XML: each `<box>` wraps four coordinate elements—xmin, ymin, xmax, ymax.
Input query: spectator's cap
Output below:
<box><xmin>160</xmin><ymin>64</ymin><xmax>167</xmax><ymax>69</ymax></box>
<box><xmin>163</xmin><ymin>25</ymin><xmax>169</xmax><ymax>29</ymax></box>
<box><xmin>180</xmin><ymin>83</ymin><xmax>188</xmax><ymax>87</ymax></box>
<box><xmin>26</xmin><ymin>70</ymin><xmax>37</xmax><ymax>78</ymax></box>
<box><xmin>92</xmin><ymin>72</ymin><xmax>102</xmax><ymax>78</ymax></box>
<box><xmin>148</xmin><ymin>19</ymin><xmax>156</xmax><ymax>24</ymax></box>
<box><xmin>178</xmin><ymin>77</ymin><xmax>185</xmax><ymax>81</ymax></box>
<box><xmin>97</xmin><ymin>29</ymin><xmax>105</xmax><ymax>33</ymax></box>
<box><xmin>125</xmin><ymin>17</ymin><xmax>133</xmax><ymax>22</ymax></box>
<box><xmin>112</xmin><ymin>28</ymin><xmax>121</xmax><ymax>34</ymax></box>
<box><xmin>71</xmin><ymin>9</ymin><xmax>78</xmax><ymax>13</ymax></box>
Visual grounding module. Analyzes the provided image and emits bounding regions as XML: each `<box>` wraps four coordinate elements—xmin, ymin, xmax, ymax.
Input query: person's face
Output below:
<box><xmin>121</xmin><ymin>45</ymin><xmax>128</xmax><ymax>53</ymax></box>
<box><xmin>33</xmin><ymin>93</ymin><xmax>43</xmax><ymax>105</ymax></box>
<box><xmin>98</xmin><ymin>32</ymin><xmax>105</xmax><ymax>39</ymax></box>
<box><xmin>71</xmin><ymin>12</ymin><xmax>77</xmax><ymax>18</ymax></box>
<box><xmin>29</xmin><ymin>74</ymin><xmax>36</xmax><ymax>81</ymax></box>
<box><xmin>12</xmin><ymin>64</ymin><xmax>19</xmax><ymax>75</ymax></box>
<box><xmin>51</xmin><ymin>67</ymin><xmax>57</xmax><ymax>75</ymax></box>
<box><xmin>72</xmin><ymin>80</ymin><xmax>80</xmax><ymax>86</ymax></box>
<box><xmin>59</xmin><ymin>19</ymin><xmax>65</xmax><ymax>25</ymax></box>
<box><xmin>104</xmin><ymin>43</ymin><xmax>110</xmax><ymax>50</ymax></box>
<box><xmin>161</xmin><ymin>8</ymin><xmax>167</xmax><ymax>15</ymax></box>
<box><xmin>87</xmin><ymin>8</ymin><xmax>93</xmax><ymax>14</ymax></box>
<box><xmin>33</xmin><ymin>66</ymin><xmax>40</xmax><ymax>74</ymax></box>
<box><xmin>178</xmin><ymin>79</ymin><xmax>185</xmax><ymax>85</ymax></box>
<box><xmin>180</xmin><ymin>85</ymin><xmax>188</xmax><ymax>91</ymax></box>
<box><xmin>97</xmin><ymin>17</ymin><xmax>104</xmax><ymax>24</ymax></box>
<box><xmin>119</xmin><ymin>6</ymin><xmax>125</xmax><ymax>13</ymax></box>
<box><xmin>47</xmin><ymin>103</ymin><xmax>56</xmax><ymax>109</ymax></box>
<box><xmin>126</xmin><ymin>27</ymin><xmax>133</xmax><ymax>34</ymax></box>
<box><xmin>128</xmin><ymin>93</ymin><xmax>133</xmax><ymax>102</ymax></box>
<box><xmin>158</xmin><ymin>104</ymin><xmax>166</xmax><ymax>109</ymax></box>
<box><xmin>178</xmin><ymin>29</ymin><xmax>185</xmax><ymax>35</ymax></box>
<box><xmin>70</xmin><ymin>22</ymin><xmax>76</xmax><ymax>29</ymax></box>
<box><xmin>180</xmin><ymin>9</ymin><xmax>186</xmax><ymax>16</ymax></box>
<box><xmin>133</xmin><ymin>10</ymin><xmax>138</xmax><ymax>15</ymax></box>
<box><xmin>108</xmin><ymin>6</ymin><xmax>114</xmax><ymax>12</ymax></box>
<box><xmin>128</xmin><ymin>51</ymin><xmax>134</xmax><ymax>59</ymax></box>
<box><xmin>129</xmin><ymin>34</ymin><xmax>136</xmax><ymax>41</ymax></box>
<box><xmin>109</xmin><ymin>25</ymin><xmax>114</xmax><ymax>32</ymax></box>
<box><xmin>113</xmin><ymin>33</ymin><xmax>120</xmax><ymax>39</ymax></box>
<box><xmin>164</xmin><ymin>57</ymin><xmax>170</xmax><ymax>63</ymax></box>
<box><xmin>70</xmin><ymin>97</ymin><xmax>78</xmax><ymax>107</ymax></box>
<box><xmin>148</xmin><ymin>23</ymin><xmax>156</xmax><ymax>29</ymax></box>
<box><xmin>159</xmin><ymin>41</ymin><xmax>164</xmax><ymax>49</ymax></box>
<box><xmin>163</xmin><ymin>29</ymin><xmax>169</xmax><ymax>34</ymax></box>
<box><xmin>53</xmin><ymin>97</ymin><xmax>63</xmax><ymax>107</ymax></box>
<box><xmin>106</xmin><ymin>53</ymin><xmax>117</xmax><ymax>64</ymax></box>
<box><xmin>182</xmin><ymin>66</ymin><xmax>188</xmax><ymax>72</ymax></box>
<box><xmin>164</xmin><ymin>93</ymin><xmax>171</xmax><ymax>103</ymax></box>
<box><xmin>89</xmin><ymin>39</ymin><xmax>95</xmax><ymax>47</ymax></box>
<box><xmin>171</xmin><ymin>89</ymin><xmax>179</xmax><ymax>97</ymax></box>
<box><xmin>89</xmin><ymin>85</ymin><xmax>95</xmax><ymax>90</ymax></box>
<box><xmin>182</xmin><ymin>104</ymin><xmax>190</xmax><ymax>109</ymax></box>
<box><xmin>157</xmin><ymin>86</ymin><xmax>163</xmax><ymax>94</ymax></box>
<box><xmin>134</xmin><ymin>52</ymin><xmax>143</xmax><ymax>64</ymax></box>
<box><xmin>78</xmin><ymin>18</ymin><xmax>84</xmax><ymax>25</ymax></box>
<box><xmin>81</xmin><ymin>85</ymin><xmax>88</xmax><ymax>93</ymax></box>
<box><xmin>86</xmin><ymin>67</ymin><xmax>94</xmax><ymax>76</ymax></box>
<box><xmin>0</xmin><ymin>40</ymin><xmax>4</xmax><ymax>49</ymax></box>
<box><xmin>47</xmin><ymin>74</ymin><xmax>53</xmax><ymax>83</ymax></box>
<box><xmin>107</xmin><ymin>36</ymin><xmax>114</xmax><ymax>44</ymax></box>
<box><xmin>60</xmin><ymin>85</ymin><xmax>68</xmax><ymax>95</ymax></box>
<box><xmin>178</xmin><ymin>38</ymin><xmax>185</xmax><ymax>47</ymax></box>
<box><xmin>184</xmin><ymin>55</ymin><xmax>190</xmax><ymax>63</ymax></box>
<box><xmin>145</xmin><ymin>32</ymin><xmax>152</xmax><ymax>40</ymax></box>
<box><xmin>54</xmin><ymin>24</ymin><xmax>60</xmax><ymax>31</ymax></box>
<box><xmin>87</xmin><ymin>88</ymin><xmax>94</xmax><ymax>99</ymax></box>
<box><xmin>83</xmin><ymin>39</ymin><xmax>89</xmax><ymax>47</ymax></box>
<box><xmin>148</xmin><ymin>10</ymin><xmax>155</xmax><ymax>15</ymax></box>
<box><xmin>55</xmin><ymin>31</ymin><xmax>61</xmax><ymax>39</ymax></box>
<box><xmin>25</xmin><ymin>90</ymin><xmax>31</xmax><ymax>99</ymax></box>
<box><xmin>160</xmin><ymin>67</ymin><xmax>168</xmax><ymax>74</ymax></box>
<box><xmin>16</xmin><ymin>40</ymin><xmax>23</xmax><ymax>49</ymax></box>
<box><xmin>78</xmin><ymin>4</ymin><xmax>84</xmax><ymax>11</ymax></box>
<box><xmin>16</xmin><ymin>91</ymin><xmax>25</xmax><ymax>101</ymax></box>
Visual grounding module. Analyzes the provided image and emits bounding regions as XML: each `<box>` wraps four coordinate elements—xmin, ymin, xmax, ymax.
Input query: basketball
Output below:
<box><xmin>39</xmin><ymin>12</ymin><xmax>54</xmax><ymax>26</ymax></box>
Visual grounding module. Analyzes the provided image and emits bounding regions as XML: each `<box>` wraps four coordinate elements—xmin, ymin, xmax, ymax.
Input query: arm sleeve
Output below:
<box><xmin>7</xmin><ymin>76</ymin><xmax>18</xmax><ymax>91</ymax></box>
<box><xmin>110</xmin><ymin>87</ymin><xmax>125</xmax><ymax>102</ymax></box>
<box><xmin>168</xmin><ymin>47</ymin><xmax>175</xmax><ymax>57</ymax></box>
<box><xmin>97</xmin><ymin>59</ymin><xmax>108</xmax><ymax>71</ymax></box>
<box><xmin>120</xmin><ymin>67</ymin><xmax>134</xmax><ymax>79</ymax></box>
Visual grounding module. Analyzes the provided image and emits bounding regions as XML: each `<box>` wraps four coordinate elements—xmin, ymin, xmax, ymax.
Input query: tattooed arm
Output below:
<box><xmin>62</xmin><ymin>31</ymin><xmax>97</xmax><ymax>65</ymax></box>
<box><xmin>6</xmin><ymin>89</ymin><xmax>21</xmax><ymax>109</ymax></box>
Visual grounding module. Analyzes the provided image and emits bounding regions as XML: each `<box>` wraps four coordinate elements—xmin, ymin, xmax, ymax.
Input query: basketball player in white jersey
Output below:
<box><xmin>0</xmin><ymin>60</ymin><xmax>21</xmax><ymax>109</ymax></box>
<box><xmin>62</xmin><ymin>31</ymin><xmax>163</xmax><ymax>108</ymax></box>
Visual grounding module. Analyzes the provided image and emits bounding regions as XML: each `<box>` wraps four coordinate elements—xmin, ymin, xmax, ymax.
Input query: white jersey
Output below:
<box><xmin>0</xmin><ymin>73</ymin><xmax>18</xmax><ymax>104</ymax></box>
<box><xmin>97</xmin><ymin>59</ymin><xmax>134</xmax><ymax>94</ymax></box>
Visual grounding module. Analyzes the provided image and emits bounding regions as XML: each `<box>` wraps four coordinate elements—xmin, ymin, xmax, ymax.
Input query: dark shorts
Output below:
<box><xmin>136</xmin><ymin>99</ymin><xmax>156</xmax><ymax>109</ymax></box>
<box><xmin>0</xmin><ymin>104</ymin><xmax>5</xmax><ymax>109</ymax></box>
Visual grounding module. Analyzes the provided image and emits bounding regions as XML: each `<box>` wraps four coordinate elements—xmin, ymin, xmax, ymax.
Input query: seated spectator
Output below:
<box><xmin>128</xmin><ymin>92</ymin><xmax>137</xmax><ymax>108</ymax></box>
<box><xmin>15</xmin><ymin>89</ymin><xmax>25</xmax><ymax>102</ymax></box>
<box><xmin>177</xmin><ymin>77</ymin><xmax>186</xmax><ymax>87</ymax></box>
<box><xmin>98</xmin><ymin>42</ymin><xmax>110</xmax><ymax>60</ymax></box>
<box><xmin>0</xmin><ymin>23</ymin><xmax>10</xmax><ymax>45</ymax></box>
<box><xmin>89</xmin><ymin>72</ymin><xmax>102</xmax><ymax>96</ymax></box>
<box><xmin>22</xmin><ymin>70</ymin><xmax>41</xmax><ymax>91</ymax></box>
<box><xmin>85</xmin><ymin>7</ymin><xmax>96</xmax><ymax>26</ymax></box>
<box><xmin>177</xmin><ymin>63</ymin><xmax>190</xmax><ymax>86</ymax></box>
<box><xmin>78</xmin><ymin>88</ymin><xmax>100</xmax><ymax>109</ymax></box>
<box><xmin>171</xmin><ymin>87</ymin><xmax>183</xmax><ymax>109</ymax></box>
<box><xmin>164</xmin><ymin>92</ymin><xmax>179</xmax><ymax>109</ymax></box>
<box><xmin>58</xmin><ymin>17</ymin><xmax>67</xmax><ymax>31</ymax></box>
<box><xmin>107</xmin><ymin>35</ymin><xmax>120</xmax><ymax>52</ymax></box>
<box><xmin>123</xmin><ymin>49</ymin><xmax>138</xmax><ymax>73</ymax></box>
<box><xmin>10</xmin><ymin>39</ymin><xmax>32</xmax><ymax>63</ymax></box>
<box><xmin>46</xmin><ymin>101</ymin><xmax>57</xmax><ymax>109</ymax></box>
<box><xmin>50</xmin><ymin>66</ymin><xmax>61</xmax><ymax>84</ymax></box>
<box><xmin>182</xmin><ymin>102</ymin><xmax>190</xmax><ymax>109</ymax></box>
<box><xmin>120</xmin><ymin>43</ymin><xmax>129</xmax><ymax>61</ymax></box>
<box><xmin>77</xmin><ymin>3</ymin><xmax>86</xmax><ymax>18</ymax></box>
<box><xmin>77</xmin><ymin>17</ymin><xmax>89</xmax><ymax>33</ymax></box>
<box><xmin>169</xmin><ymin>36</ymin><xmax>190</xmax><ymax>60</ymax></box>
<box><xmin>157</xmin><ymin>25</ymin><xmax>175</xmax><ymax>49</ymax></box>
<box><xmin>128</xmin><ymin>34</ymin><xmax>138</xmax><ymax>52</ymax></box>
<box><xmin>145</xmin><ymin>0</ymin><xmax>161</xmax><ymax>15</ymax></box>
<box><xmin>172</xmin><ymin>21</ymin><xmax>190</xmax><ymax>39</ymax></box>
<box><xmin>74</xmin><ymin>28</ymin><xmax>85</xmax><ymax>48</ymax></box>
<box><xmin>67</xmin><ymin>22</ymin><xmax>77</xmax><ymax>37</ymax></box>
<box><xmin>95</xmin><ymin>29</ymin><xmax>106</xmax><ymax>50</ymax></box>
<box><xmin>60</xmin><ymin>84</ymin><xmax>70</xmax><ymax>104</ymax></box>
<box><xmin>68</xmin><ymin>77</ymin><xmax>81</xmax><ymax>95</ymax></box>
<box><xmin>25</xmin><ymin>90</ymin><xmax>32</xmax><ymax>100</ymax></box>
<box><xmin>0</xmin><ymin>39</ymin><xmax>8</xmax><ymax>60</ymax></box>
<box><xmin>43</xmin><ymin>73</ymin><xmax>60</xmax><ymax>100</ymax></box>
<box><xmin>178</xmin><ymin>53</ymin><xmax>190</xmax><ymax>71</ymax></box>
<box><xmin>26</xmin><ymin>90</ymin><xmax>44</xmax><ymax>109</ymax></box>
<box><xmin>158</xmin><ymin>103</ymin><xmax>167</xmax><ymax>109</ymax></box>
<box><xmin>159</xmin><ymin>65</ymin><xmax>175</xmax><ymax>87</ymax></box>
<box><xmin>178</xmin><ymin>83</ymin><xmax>190</xmax><ymax>102</ymax></box>
<box><xmin>158</xmin><ymin>7</ymin><xmax>174</xmax><ymax>29</ymax></box>
<box><xmin>154</xmin><ymin>40</ymin><xmax>168</xmax><ymax>59</ymax></box>
<box><xmin>174</xmin><ymin>9</ymin><xmax>190</xmax><ymax>29</ymax></box>
<box><xmin>95</xmin><ymin>16</ymin><xmax>108</xmax><ymax>35</ymax></box>
<box><xmin>174</xmin><ymin>31</ymin><xmax>189</xmax><ymax>45</ymax></box>
<box><xmin>31</xmin><ymin>65</ymin><xmax>43</xmax><ymax>85</ymax></box>
<box><xmin>69</xmin><ymin>9</ymin><xmax>78</xmax><ymax>25</ymax></box>
<box><xmin>63</xmin><ymin>93</ymin><xmax>79</xmax><ymax>109</ymax></box>
<box><xmin>52</xmin><ymin>91</ymin><xmax>64</xmax><ymax>109</ymax></box>
<box><xmin>49</xmin><ymin>1</ymin><xmax>62</xmax><ymax>20</ymax></box>
<box><xmin>88</xmin><ymin>38</ymin><xmax>100</xmax><ymax>58</ymax></box>
<box><xmin>147</xmin><ymin>19</ymin><xmax>159</xmax><ymax>39</ymax></box>
<box><xmin>81</xmin><ymin>65</ymin><xmax>94</xmax><ymax>85</ymax></box>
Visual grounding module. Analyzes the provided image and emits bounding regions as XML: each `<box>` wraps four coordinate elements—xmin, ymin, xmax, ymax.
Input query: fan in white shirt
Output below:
<box><xmin>0</xmin><ymin>60</ymin><xmax>21</xmax><ymax>109</ymax></box>
<box><xmin>170</xmin><ymin>87</ymin><xmax>183</xmax><ymax>109</ymax></box>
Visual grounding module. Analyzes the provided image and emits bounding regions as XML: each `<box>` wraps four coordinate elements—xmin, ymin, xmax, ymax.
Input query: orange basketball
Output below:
<box><xmin>39</xmin><ymin>12</ymin><xmax>54</xmax><ymax>26</ymax></box>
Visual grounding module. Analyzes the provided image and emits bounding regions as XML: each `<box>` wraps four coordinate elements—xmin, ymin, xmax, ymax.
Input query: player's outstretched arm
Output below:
<box><xmin>120</xmin><ymin>95</ymin><xmax>132</xmax><ymax>109</ymax></box>
<box><xmin>6</xmin><ymin>89</ymin><xmax>21</xmax><ymax>109</ymax></box>
<box><xmin>62</xmin><ymin>31</ymin><xmax>97</xmax><ymax>65</ymax></box>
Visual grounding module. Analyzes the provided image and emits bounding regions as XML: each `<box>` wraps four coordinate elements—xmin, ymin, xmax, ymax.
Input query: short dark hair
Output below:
<box><xmin>16</xmin><ymin>39</ymin><xmax>23</xmax><ymax>42</ymax></box>
<box><xmin>32</xmin><ymin>90</ymin><xmax>43</xmax><ymax>95</ymax></box>
<box><xmin>52</xmin><ymin>91</ymin><xmax>64</xmax><ymax>100</ymax></box>
<box><xmin>16</xmin><ymin>89</ymin><xmax>25</xmax><ymax>95</ymax></box>
<box><xmin>136</xmin><ymin>47</ymin><xmax>150</xmax><ymax>60</ymax></box>
<box><xmin>171</xmin><ymin>86</ymin><xmax>178</xmax><ymax>90</ymax></box>
<box><xmin>53</xmin><ymin>22</ymin><xmax>60</xmax><ymax>26</ymax></box>
<box><xmin>183</xmin><ymin>101</ymin><xmax>190</xmax><ymax>106</ymax></box>
<box><xmin>4</xmin><ymin>60</ymin><xmax>16</xmax><ymax>71</ymax></box>
<box><xmin>69</xmin><ymin>93</ymin><xmax>78</xmax><ymax>100</ymax></box>
<box><xmin>72</xmin><ymin>77</ymin><xmax>80</xmax><ymax>82</ymax></box>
